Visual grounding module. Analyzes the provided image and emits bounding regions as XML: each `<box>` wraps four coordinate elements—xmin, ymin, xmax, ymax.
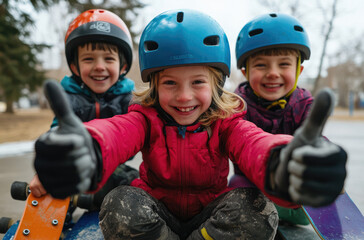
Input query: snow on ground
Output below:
<box><xmin>0</xmin><ymin>141</ymin><xmax>35</xmax><ymax>158</ymax></box>
<box><xmin>0</xmin><ymin>119</ymin><xmax>363</xmax><ymax>213</ymax></box>
<box><xmin>322</xmin><ymin>120</ymin><xmax>364</xmax><ymax>214</ymax></box>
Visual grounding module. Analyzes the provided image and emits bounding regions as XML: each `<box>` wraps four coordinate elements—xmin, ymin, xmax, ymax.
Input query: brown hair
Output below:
<box><xmin>249</xmin><ymin>47</ymin><xmax>299</xmax><ymax>60</ymax></box>
<box><xmin>73</xmin><ymin>42</ymin><xmax>126</xmax><ymax>69</ymax></box>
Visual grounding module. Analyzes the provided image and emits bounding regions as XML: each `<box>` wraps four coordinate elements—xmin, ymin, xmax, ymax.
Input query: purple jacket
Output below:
<box><xmin>234</xmin><ymin>82</ymin><xmax>313</xmax><ymax>135</ymax></box>
<box><xmin>233</xmin><ymin>82</ymin><xmax>313</xmax><ymax>178</ymax></box>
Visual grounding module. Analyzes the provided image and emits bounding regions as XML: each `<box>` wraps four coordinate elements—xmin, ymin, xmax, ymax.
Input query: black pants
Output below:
<box><xmin>99</xmin><ymin>186</ymin><xmax>278</xmax><ymax>240</ymax></box>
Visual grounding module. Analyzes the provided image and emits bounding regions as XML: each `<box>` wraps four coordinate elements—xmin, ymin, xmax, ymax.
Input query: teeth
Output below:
<box><xmin>264</xmin><ymin>84</ymin><xmax>281</xmax><ymax>88</ymax></box>
<box><xmin>92</xmin><ymin>76</ymin><xmax>107</xmax><ymax>81</ymax></box>
<box><xmin>177</xmin><ymin>106</ymin><xmax>195</xmax><ymax>112</ymax></box>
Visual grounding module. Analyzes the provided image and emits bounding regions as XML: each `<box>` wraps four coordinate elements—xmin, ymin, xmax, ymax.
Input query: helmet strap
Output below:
<box><xmin>284</xmin><ymin>54</ymin><xmax>301</xmax><ymax>98</ymax></box>
<box><xmin>245</xmin><ymin>61</ymin><xmax>249</xmax><ymax>83</ymax></box>
<box><xmin>245</xmin><ymin>61</ymin><xmax>263</xmax><ymax>98</ymax></box>
<box><xmin>245</xmin><ymin>54</ymin><xmax>301</xmax><ymax>110</ymax></box>
<box><xmin>119</xmin><ymin>63</ymin><xmax>128</xmax><ymax>78</ymax></box>
<box><xmin>266</xmin><ymin>99</ymin><xmax>287</xmax><ymax>110</ymax></box>
<box><xmin>264</xmin><ymin>54</ymin><xmax>301</xmax><ymax>110</ymax></box>
<box><xmin>71</xmin><ymin>49</ymin><xmax>81</xmax><ymax>81</ymax></box>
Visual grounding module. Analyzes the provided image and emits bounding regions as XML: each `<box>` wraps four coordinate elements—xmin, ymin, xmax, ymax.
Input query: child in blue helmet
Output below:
<box><xmin>230</xmin><ymin>13</ymin><xmax>313</xmax><ymax>226</ymax></box>
<box><xmin>34</xmin><ymin>10</ymin><xmax>346</xmax><ymax>239</ymax></box>
<box><xmin>29</xmin><ymin>9</ymin><xmax>138</xmax><ymax>209</ymax></box>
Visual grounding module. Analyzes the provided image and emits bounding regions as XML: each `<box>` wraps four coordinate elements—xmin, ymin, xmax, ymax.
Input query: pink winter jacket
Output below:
<box><xmin>85</xmin><ymin>104</ymin><xmax>294</xmax><ymax>220</ymax></box>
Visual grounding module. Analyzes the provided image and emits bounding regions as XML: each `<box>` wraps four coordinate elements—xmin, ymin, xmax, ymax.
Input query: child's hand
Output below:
<box><xmin>273</xmin><ymin>88</ymin><xmax>347</xmax><ymax>207</ymax></box>
<box><xmin>34</xmin><ymin>80</ymin><xmax>97</xmax><ymax>199</ymax></box>
<box><xmin>286</xmin><ymin>139</ymin><xmax>346</xmax><ymax>206</ymax></box>
<box><xmin>29</xmin><ymin>174</ymin><xmax>47</xmax><ymax>198</ymax></box>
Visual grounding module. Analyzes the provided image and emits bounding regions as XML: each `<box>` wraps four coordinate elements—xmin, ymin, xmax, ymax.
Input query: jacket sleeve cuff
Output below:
<box><xmin>89</xmin><ymin>138</ymin><xmax>103</xmax><ymax>192</ymax></box>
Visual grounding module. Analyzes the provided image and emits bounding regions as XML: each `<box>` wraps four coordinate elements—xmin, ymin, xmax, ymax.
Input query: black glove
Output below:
<box><xmin>34</xmin><ymin>80</ymin><xmax>97</xmax><ymax>199</ymax></box>
<box><xmin>268</xmin><ymin>88</ymin><xmax>347</xmax><ymax>207</ymax></box>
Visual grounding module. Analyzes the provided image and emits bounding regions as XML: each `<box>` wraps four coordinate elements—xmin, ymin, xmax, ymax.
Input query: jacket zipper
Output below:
<box><xmin>95</xmin><ymin>101</ymin><xmax>100</xmax><ymax>118</ymax></box>
<box><xmin>177</xmin><ymin>130</ymin><xmax>188</xmax><ymax>218</ymax></box>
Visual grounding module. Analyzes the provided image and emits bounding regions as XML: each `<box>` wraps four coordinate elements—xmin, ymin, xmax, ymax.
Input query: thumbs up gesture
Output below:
<box><xmin>34</xmin><ymin>80</ymin><xmax>97</xmax><ymax>199</ymax></box>
<box><xmin>272</xmin><ymin>88</ymin><xmax>347</xmax><ymax>207</ymax></box>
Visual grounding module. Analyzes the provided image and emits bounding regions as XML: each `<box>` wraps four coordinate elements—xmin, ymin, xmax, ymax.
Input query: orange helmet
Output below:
<box><xmin>65</xmin><ymin>9</ymin><xmax>133</xmax><ymax>74</ymax></box>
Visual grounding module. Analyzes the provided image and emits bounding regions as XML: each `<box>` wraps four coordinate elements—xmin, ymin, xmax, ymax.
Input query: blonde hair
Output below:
<box><xmin>133</xmin><ymin>66</ymin><xmax>245</xmax><ymax>126</ymax></box>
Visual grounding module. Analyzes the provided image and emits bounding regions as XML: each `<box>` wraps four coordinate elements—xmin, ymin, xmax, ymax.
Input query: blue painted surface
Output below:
<box><xmin>2</xmin><ymin>221</ymin><xmax>19</xmax><ymax>240</ymax></box>
<box><xmin>64</xmin><ymin>211</ymin><xmax>103</xmax><ymax>240</ymax></box>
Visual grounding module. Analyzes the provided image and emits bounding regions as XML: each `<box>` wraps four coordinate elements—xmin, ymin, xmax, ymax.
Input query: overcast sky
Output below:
<box><xmin>30</xmin><ymin>0</ymin><xmax>364</xmax><ymax>82</ymax></box>
<box><xmin>140</xmin><ymin>0</ymin><xmax>364</xmax><ymax>79</ymax></box>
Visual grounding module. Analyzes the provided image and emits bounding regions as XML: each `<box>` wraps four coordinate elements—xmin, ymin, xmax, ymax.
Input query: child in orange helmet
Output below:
<box><xmin>29</xmin><ymin>9</ymin><xmax>138</xmax><ymax>209</ymax></box>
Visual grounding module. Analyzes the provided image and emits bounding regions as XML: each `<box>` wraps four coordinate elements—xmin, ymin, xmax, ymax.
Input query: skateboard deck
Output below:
<box><xmin>302</xmin><ymin>191</ymin><xmax>364</xmax><ymax>240</ymax></box>
<box><xmin>13</xmin><ymin>193</ymin><xmax>70</xmax><ymax>240</ymax></box>
<box><xmin>277</xmin><ymin>224</ymin><xmax>321</xmax><ymax>240</ymax></box>
<box><xmin>229</xmin><ymin>174</ymin><xmax>364</xmax><ymax>240</ymax></box>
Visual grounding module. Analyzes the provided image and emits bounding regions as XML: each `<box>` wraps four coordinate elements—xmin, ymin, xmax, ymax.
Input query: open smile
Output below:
<box><xmin>263</xmin><ymin>83</ymin><xmax>283</xmax><ymax>88</ymax></box>
<box><xmin>175</xmin><ymin>106</ymin><xmax>197</xmax><ymax>112</ymax></box>
<box><xmin>91</xmin><ymin>76</ymin><xmax>109</xmax><ymax>81</ymax></box>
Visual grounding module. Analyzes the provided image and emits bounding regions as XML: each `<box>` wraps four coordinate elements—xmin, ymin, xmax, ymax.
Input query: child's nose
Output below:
<box><xmin>176</xmin><ymin>86</ymin><xmax>192</xmax><ymax>102</ymax></box>
<box><xmin>94</xmin><ymin>59</ymin><xmax>106</xmax><ymax>71</ymax></box>
<box><xmin>266</xmin><ymin>66</ymin><xmax>280</xmax><ymax>79</ymax></box>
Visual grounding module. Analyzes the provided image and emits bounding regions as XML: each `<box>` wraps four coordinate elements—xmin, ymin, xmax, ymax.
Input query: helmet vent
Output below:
<box><xmin>144</xmin><ymin>41</ymin><xmax>158</xmax><ymax>51</ymax></box>
<box><xmin>177</xmin><ymin>12</ymin><xmax>184</xmax><ymax>22</ymax></box>
<box><xmin>204</xmin><ymin>35</ymin><xmax>220</xmax><ymax>46</ymax></box>
<box><xmin>294</xmin><ymin>25</ymin><xmax>304</xmax><ymax>32</ymax></box>
<box><xmin>269</xmin><ymin>13</ymin><xmax>277</xmax><ymax>18</ymax></box>
<box><xmin>249</xmin><ymin>29</ymin><xmax>263</xmax><ymax>37</ymax></box>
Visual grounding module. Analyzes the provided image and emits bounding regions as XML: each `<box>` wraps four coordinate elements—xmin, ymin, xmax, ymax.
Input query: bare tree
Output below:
<box><xmin>257</xmin><ymin>0</ymin><xmax>302</xmax><ymax>16</ymax></box>
<box><xmin>328</xmin><ymin>34</ymin><xmax>364</xmax><ymax>107</ymax></box>
<box><xmin>311</xmin><ymin>0</ymin><xmax>339</xmax><ymax>96</ymax></box>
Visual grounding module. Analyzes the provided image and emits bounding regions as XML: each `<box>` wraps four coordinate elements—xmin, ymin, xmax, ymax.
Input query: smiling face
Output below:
<box><xmin>157</xmin><ymin>66</ymin><xmax>213</xmax><ymax>126</ymax></box>
<box><xmin>71</xmin><ymin>44</ymin><xmax>125</xmax><ymax>94</ymax></box>
<box><xmin>245</xmin><ymin>54</ymin><xmax>302</xmax><ymax>101</ymax></box>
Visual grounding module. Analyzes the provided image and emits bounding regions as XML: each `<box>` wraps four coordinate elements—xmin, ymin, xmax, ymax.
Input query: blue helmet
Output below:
<box><xmin>236</xmin><ymin>13</ymin><xmax>310</xmax><ymax>69</ymax></box>
<box><xmin>139</xmin><ymin>9</ymin><xmax>230</xmax><ymax>83</ymax></box>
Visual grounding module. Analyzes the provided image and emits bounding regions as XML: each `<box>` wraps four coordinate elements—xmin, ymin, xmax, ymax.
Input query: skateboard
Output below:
<box><xmin>13</xmin><ymin>193</ymin><xmax>70</xmax><ymax>239</ymax></box>
<box><xmin>302</xmin><ymin>191</ymin><xmax>364</xmax><ymax>240</ymax></box>
<box><xmin>1</xmin><ymin>181</ymin><xmax>99</xmax><ymax>240</ymax></box>
<box><xmin>229</xmin><ymin>174</ymin><xmax>364</xmax><ymax>240</ymax></box>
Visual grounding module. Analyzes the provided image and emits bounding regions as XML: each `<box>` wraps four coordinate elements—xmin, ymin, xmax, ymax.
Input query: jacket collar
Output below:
<box><xmin>60</xmin><ymin>75</ymin><xmax>135</xmax><ymax>97</ymax></box>
<box><xmin>155</xmin><ymin>103</ymin><xmax>202</xmax><ymax>138</ymax></box>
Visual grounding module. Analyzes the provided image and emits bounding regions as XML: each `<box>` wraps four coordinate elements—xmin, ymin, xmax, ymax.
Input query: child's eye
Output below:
<box><xmin>81</xmin><ymin>57</ymin><xmax>93</xmax><ymax>62</ymax></box>
<box><xmin>193</xmin><ymin>80</ymin><xmax>205</xmax><ymax>85</ymax></box>
<box><xmin>254</xmin><ymin>63</ymin><xmax>266</xmax><ymax>68</ymax></box>
<box><xmin>105</xmin><ymin>57</ymin><xmax>117</xmax><ymax>61</ymax></box>
<box><xmin>280</xmin><ymin>62</ymin><xmax>292</xmax><ymax>67</ymax></box>
<box><xmin>162</xmin><ymin>80</ymin><xmax>175</xmax><ymax>85</ymax></box>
